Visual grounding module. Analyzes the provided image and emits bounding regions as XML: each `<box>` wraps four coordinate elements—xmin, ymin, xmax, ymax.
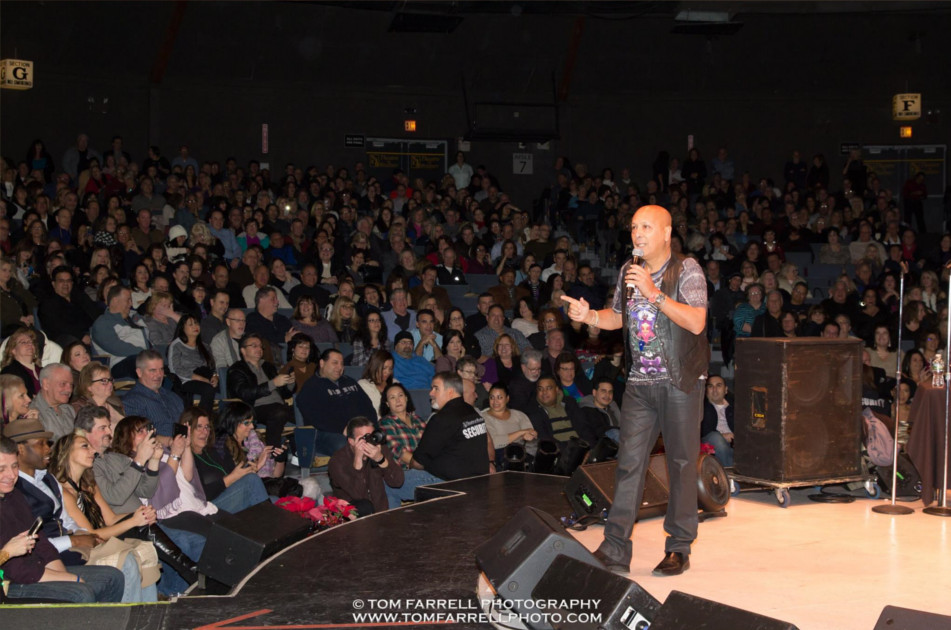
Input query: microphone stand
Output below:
<box><xmin>873</xmin><ymin>269</ymin><xmax>914</xmax><ymax>515</ymax></box>
<box><xmin>924</xmin><ymin>266</ymin><xmax>951</xmax><ymax>517</ymax></box>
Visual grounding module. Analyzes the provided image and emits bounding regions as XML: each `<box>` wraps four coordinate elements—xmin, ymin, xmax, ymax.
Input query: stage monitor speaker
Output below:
<box><xmin>532</xmin><ymin>554</ymin><xmax>660</xmax><ymax>630</ymax></box>
<box><xmin>565</xmin><ymin>453</ymin><xmax>729</xmax><ymax>520</ymax></box>
<box><xmin>650</xmin><ymin>591</ymin><xmax>799</xmax><ymax>630</ymax></box>
<box><xmin>198</xmin><ymin>501</ymin><xmax>311</xmax><ymax>586</ymax></box>
<box><xmin>873</xmin><ymin>605</ymin><xmax>951</xmax><ymax>629</ymax></box>
<box><xmin>734</xmin><ymin>338</ymin><xmax>863</xmax><ymax>482</ymax></box>
<box><xmin>475</xmin><ymin>506</ymin><xmax>601</xmax><ymax>630</ymax></box>
<box><xmin>564</xmin><ymin>454</ymin><xmax>669</xmax><ymax>521</ymax></box>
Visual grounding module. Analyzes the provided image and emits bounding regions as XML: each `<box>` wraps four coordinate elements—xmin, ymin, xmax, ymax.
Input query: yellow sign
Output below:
<box><xmin>0</xmin><ymin>59</ymin><xmax>34</xmax><ymax>90</ymax></box>
<box><xmin>899</xmin><ymin>126</ymin><xmax>913</xmax><ymax>139</ymax></box>
<box><xmin>892</xmin><ymin>93</ymin><xmax>921</xmax><ymax>121</ymax></box>
<box><xmin>404</xmin><ymin>120</ymin><xmax>417</xmax><ymax>132</ymax></box>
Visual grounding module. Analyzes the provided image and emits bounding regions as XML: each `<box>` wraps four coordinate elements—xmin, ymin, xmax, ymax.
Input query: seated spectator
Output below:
<box><xmin>751</xmin><ymin>290</ymin><xmax>785</xmax><ymax>337</ymax></box>
<box><xmin>733</xmin><ymin>283</ymin><xmax>765</xmax><ymax>341</ymax></box>
<box><xmin>144</xmin><ymin>291</ymin><xmax>181</xmax><ymax>350</ymax></box>
<box><xmin>357</xmin><ymin>350</ymin><xmax>395</xmax><ymax>421</ymax></box>
<box><xmin>49</xmin><ymin>425</ymin><xmax>161</xmax><ymax>601</ymax></box>
<box><xmin>61</xmin><ymin>341</ymin><xmax>91</xmax><ymax>389</ymax></box>
<box><xmin>482</xmin><ymin>333</ymin><xmax>521</xmax><ymax>389</ymax></box>
<box><xmin>444</xmin><ymin>306</ymin><xmax>482</xmax><ymax>358</ymax></box>
<box><xmin>211</xmin><ymin>307</ymin><xmax>245</xmax><ymax>369</ymax></box>
<box><xmin>1</xmin><ymin>328</ymin><xmax>42</xmax><ymax>397</ymax></box>
<box><xmin>412</xmin><ymin>372</ymin><xmax>490</xmax><ymax>480</ymax></box>
<box><xmin>351</xmin><ymin>310</ymin><xmax>391</xmax><ymax>367</ymax></box>
<box><xmin>227</xmin><ymin>333</ymin><xmax>294</xmax><ymax>475</ymax></box>
<box><xmin>288</xmin><ymin>263</ymin><xmax>332</xmax><ymax>312</ymax></box>
<box><xmin>328</xmin><ymin>296</ymin><xmax>360</xmax><ymax>344</ymax></box>
<box><xmin>187</xmin><ymin>406</ymin><xmax>269</xmax><ymax>512</ymax></box>
<box><xmin>268</xmin><ymin>258</ymin><xmax>300</xmax><ymax>299</ymax></box>
<box><xmin>213</xmin><ymin>401</ymin><xmax>294</xmax><ymax>497</ymax></box>
<box><xmin>91</xmin><ymin>285</ymin><xmax>150</xmax><ymax>380</ymax></box>
<box><xmin>0</xmin><ymin>435</ymin><xmax>124</xmax><ymax>603</ymax></box>
<box><xmin>554</xmin><ymin>351</ymin><xmax>591</xmax><ymax>402</ymax></box>
<box><xmin>456</xmin><ymin>355</ymin><xmax>488</xmax><ymax>411</ymax></box>
<box><xmin>701</xmin><ymin>376</ymin><xmax>734</xmax><ymax>467</ymax></box>
<box><xmin>410</xmin><ymin>265</ymin><xmax>452</xmax><ymax>313</ymax></box>
<box><xmin>800</xmin><ymin>304</ymin><xmax>827</xmax><ymax>337</ymax></box>
<box><xmin>508</xmin><ymin>348</ymin><xmax>543</xmax><ymax>414</ymax></box>
<box><xmin>29</xmin><ymin>363</ymin><xmax>76</xmax><ymax>441</ymax></box>
<box><xmin>392</xmin><ymin>331</ymin><xmax>436</xmax><ymax>390</ymax></box>
<box><xmin>72</xmin><ymin>362</ymin><xmax>125</xmax><ymax>428</ymax></box>
<box><xmin>283</xmin><ymin>334</ymin><xmax>317</xmax><ymax>394</ymax></box>
<box><xmin>242</xmin><ymin>264</ymin><xmax>291</xmax><ymax>310</ymax></box>
<box><xmin>779</xmin><ymin>311</ymin><xmax>799</xmax><ymax>337</ymax></box>
<box><xmin>511</xmin><ymin>298</ymin><xmax>540</xmax><ymax>339</ymax></box>
<box><xmin>121</xmin><ymin>350</ymin><xmax>184</xmax><ymax>438</ymax></box>
<box><xmin>475</xmin><ymin>304</ymin><xmax>531</xmax><ymax>359</ymax></box>
<box><xmin>356</xmin><ymin>283</ymin><xmax>385</xmax><ymax>320</ymax></box>
<box><xmin>379</xmin><ymin>382</ymin><xmax>443</xmax><ymax>508</ymax></box>
<box><xmin>567</xmin><ymin>264</ymin><xmax>606</xmax><ymax>311</ymax></box>
<box><xmin>465</xmin><ymin>293</ymin><xmax>494</xmax><ymax>335</ymax></box>
<box><xmin>290</xmin><ymin>295</ymin><xmax>337</xmax><ymax>345</ymax></box>
<box><xmin>0</xmin><ymin>256</ymin><xmax>36</xmax><ymax>333</ymax></box>
<box><xmin>329</xmin><ymin>416</ymin><xmax>404</xmax><ymax>516</ymax></box>
<box><xmin>902</xmin><ymin>349</ymin><xmax>931</xmax><ymax>388</ymax></box>
<box><xmin>434</xmin><ymin>329</ymin><xmax>467</xmax><ymax>374</ymax></box>
<box><xmin>296</xmin><ymin>348</ymin><xmax>376</xmax><ymax>455</ymax></box>
<box><xmin>529</xmin><ymin>308</ymin><xmax>565</xmax><ymax>351</ymax></box>
<box><xmin>487</xmin><ymin>267</ymin><xmax>529</xmax><ymax>314</ymax></box>
<box><xmin>435</xmin><ymin>246</ymin><xmax>466</xmax><ymax>285</ymax></box>
<box><xmin>481</xmin><ymin>383</ymin><xmax>537</xmax><ymax>467</ymax></box>
<box><xmin>572</xmin><ymin>377</ymin><xmax>621</xmax><ymax>445</ymax></box>
<box><xmin>381</xmin><ymin>288</ymin><xmax>416</xmax><ymax>342</ymax></box>
<box><xmin>2</xmin><ymin>373</ymin><xmax>36</xmax><ymax>426</ymax></box>
<box><xmin>524</xmin><ymin>376</ymin><xmax>579</xmax><ymax>443</ymax></box>
<box><xmin>199</xmin><ymin>289</ymin><xmax>230</xmax><ymax>346</ymax></box>
<box><xmin>411</xmin><ymin>308</ymin><xmax>443</xmax><ymax>362</ymax></box>
<box><xmin>869</xmin><ymin>325</ymin><xmax>898</xmax><ymax>372</ymax></box>
<box><xmin>37</xmin><ymin>265</ymin><xmax>96</xmax><ymax>347</ymax></box>
<box><xmin>520</xmin><ymin>264</ymin><xmax>550</xmax><ymax>312</ymax></box>
<box><xmin>167</xmin><ymin>315</ymin><xmax>218</xmax><ymax>411</ymax></box>
<box><xmin>245</xmin><ymin>286</ymin><xmax>294</xmax><ymax>362</ymax></box>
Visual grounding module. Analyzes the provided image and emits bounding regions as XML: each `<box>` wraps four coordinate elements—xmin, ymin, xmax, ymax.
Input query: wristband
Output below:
<box><xmin>170</xmin><ymin>455</ymin><xmax>182</xmax><ymax>462</ymax></box>
<box><xmin>374</xmin><ymin>456</ymin><xmax>386</xmax><ymax>465</ymax></box>
<box><xmin>130</xmin><ymin>460</ymin><xmax>145</xmax><ymax>472</ymax></box>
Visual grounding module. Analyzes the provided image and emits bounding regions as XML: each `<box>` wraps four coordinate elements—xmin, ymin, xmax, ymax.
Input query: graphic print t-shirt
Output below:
<box><xmin>611</xmin><ymin>257</ymin><xmax>707</xmax><ymax>385</ymax></box>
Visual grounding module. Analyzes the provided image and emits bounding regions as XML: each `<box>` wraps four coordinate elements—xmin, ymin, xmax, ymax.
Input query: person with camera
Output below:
<box><xmin>328</xmin><ymin>416</ymin><xmax>404</xmax><ymax>516</ymax></box>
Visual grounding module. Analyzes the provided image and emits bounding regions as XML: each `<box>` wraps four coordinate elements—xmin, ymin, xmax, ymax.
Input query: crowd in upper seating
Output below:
<box><xmin>0</xmin><ymin>134</ymin><xmax>945</xmax><ymax>601</ymax></box>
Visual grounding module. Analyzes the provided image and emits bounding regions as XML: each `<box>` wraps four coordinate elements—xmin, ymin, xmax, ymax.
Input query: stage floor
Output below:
<box><xmin>2</xmin><ymin>472</ymin><xmax>949</xmax><ymax>630</ymax></box>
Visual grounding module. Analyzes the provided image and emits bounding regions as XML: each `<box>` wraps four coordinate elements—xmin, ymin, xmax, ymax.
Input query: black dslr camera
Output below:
<box><xmin>363</xmin><ymin>430</ymin><xmax>386</xmax><ymax>446</ymax></box>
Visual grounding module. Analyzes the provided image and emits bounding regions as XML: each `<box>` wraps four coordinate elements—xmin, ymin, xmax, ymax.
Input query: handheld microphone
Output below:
<box><xmin>625</xmin><ymin>248</ymin><xmax>645</xmax><ymax>301</ymax></box>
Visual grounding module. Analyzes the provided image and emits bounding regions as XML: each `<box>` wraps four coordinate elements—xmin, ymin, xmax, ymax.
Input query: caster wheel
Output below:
<box><xmin>730</xmin><ymin>479</ymin><xmax>741</xmax><ymax>497</ymax></box>
<box><xmin>865</xmin><ymin>481</ymin><xmax>881</xmax><ymax>499</ymax></box>
<box><xmin>775</xmin><ymin>488</ymin><xmax>790</xmax><ymax>507</ymax></box>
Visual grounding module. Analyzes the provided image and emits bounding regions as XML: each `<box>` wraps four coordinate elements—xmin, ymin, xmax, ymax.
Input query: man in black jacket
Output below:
<box><xmin>700</xmin><ymin>376</ymin><xmax>734</xmax><ymax>467</ymax></box>
<box><xmin>227</xmin><ymin>332</ymin><xmax>295</xmax><ymax>476</ymax></box>
<box><xmin>38</xmin><ymin>266</ymin><xmax>97</xmax><ymax>346</ymax></box>
<box><xmin>412</xmin><ymin>372</ymin><xmax>489</xmax><ymax>480</ymax></box>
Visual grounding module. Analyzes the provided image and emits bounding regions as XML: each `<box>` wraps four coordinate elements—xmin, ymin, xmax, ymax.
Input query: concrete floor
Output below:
<box><xmin>570</xmin><ymin>486</ymin><xmax>951</xmax><ymax>630</ymax></box>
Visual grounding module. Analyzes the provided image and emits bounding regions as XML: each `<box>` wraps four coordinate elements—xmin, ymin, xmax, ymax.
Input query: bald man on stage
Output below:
<box><xmin>563</xmin><ymin>204</ymin><xmax>709</xmax><ymax>577</ymax></box>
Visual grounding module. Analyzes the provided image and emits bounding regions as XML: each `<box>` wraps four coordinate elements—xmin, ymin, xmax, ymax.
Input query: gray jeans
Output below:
<box><xmin>598</xmin><ymin>378</ymin><xmax>703</xmax><ymax>562</ymax></box>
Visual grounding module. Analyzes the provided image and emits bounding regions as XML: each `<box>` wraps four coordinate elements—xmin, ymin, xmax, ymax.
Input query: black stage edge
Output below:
<box><xmin>164</xmin><ymin>472</ymin><xmax>573</xmax><ymax>630</ymax></box>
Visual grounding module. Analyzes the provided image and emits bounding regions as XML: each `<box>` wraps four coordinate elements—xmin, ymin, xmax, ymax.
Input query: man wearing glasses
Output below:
<box><xmin>211</xmin><ymin>308</ymin><xmax>246</xmax><ymax>369</ymax></box>
<box><xmin>37</xmin><ymin>266</ymin><xmax>95</xmax><ymax>347</ymax></box>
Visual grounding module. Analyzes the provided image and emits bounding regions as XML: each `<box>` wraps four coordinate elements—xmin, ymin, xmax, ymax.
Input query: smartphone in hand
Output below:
<box><xmin>28</xmin><ymin>516</ymin><xmax>43</xmax><ymax>537</ymax></box>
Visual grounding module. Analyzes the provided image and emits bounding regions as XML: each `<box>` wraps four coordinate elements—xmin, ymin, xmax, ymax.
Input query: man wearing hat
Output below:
<box><xmin>6</xmin><ymin>417</ymin><xmax>99</xmax><ymax>564</ymax></box>
<box><xmin>0</xmin><ymin>435</ymin><xmax>125</xmax><ymax>603</ymax></box>
<box><xmin>392</xmin><ymin>330</ymin><xmax>436</xmax><ymax>390</ymax></box>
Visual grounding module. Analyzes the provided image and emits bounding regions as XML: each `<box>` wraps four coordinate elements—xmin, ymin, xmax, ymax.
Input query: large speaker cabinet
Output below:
<box><xmin>734</xmin><ymin>338</ymin><xmax>862</xmax><ymax>482</ymax></box>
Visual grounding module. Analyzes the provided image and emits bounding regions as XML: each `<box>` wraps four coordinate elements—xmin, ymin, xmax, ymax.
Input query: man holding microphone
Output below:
<box><xmin>562</xmin><ymin>204</ymin><xmax>709</xmax><ymax>577</ymax></box>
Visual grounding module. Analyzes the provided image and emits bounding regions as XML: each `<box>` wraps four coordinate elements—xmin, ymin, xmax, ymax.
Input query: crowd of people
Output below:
<box><xmin>0</xmin><ymin>135</ymin><xmax>944</xmax><ymax>601</ymax></box>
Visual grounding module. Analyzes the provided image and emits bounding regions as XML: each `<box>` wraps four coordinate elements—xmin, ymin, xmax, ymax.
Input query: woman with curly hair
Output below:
<box><xmin>351</xmin><ymin>310</ymin><xmax>390</xmax><ymax>367</ymax></box>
